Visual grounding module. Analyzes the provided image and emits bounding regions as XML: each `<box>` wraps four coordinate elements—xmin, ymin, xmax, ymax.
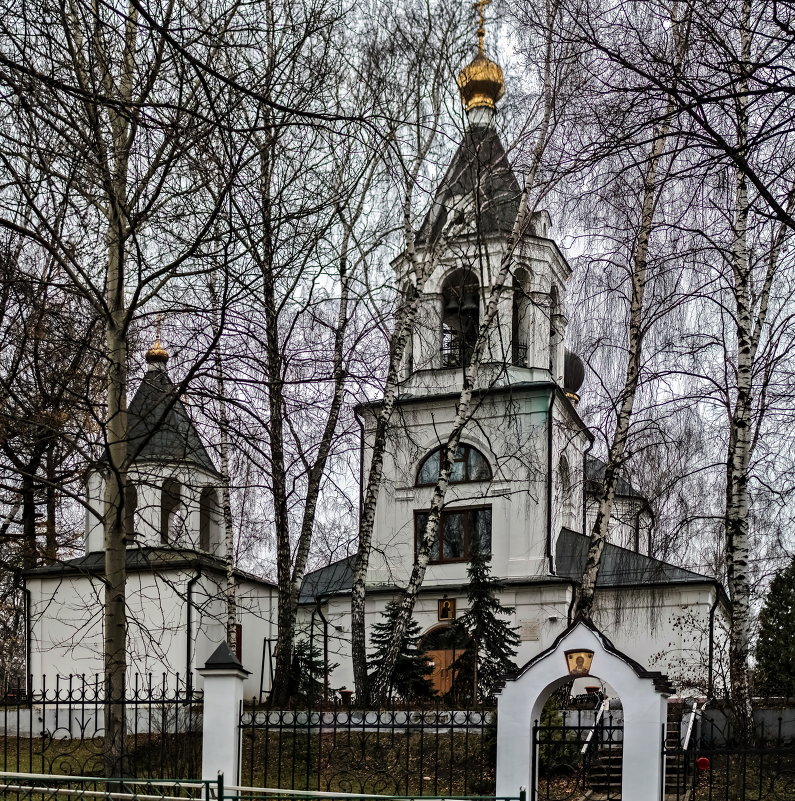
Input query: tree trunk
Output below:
<box><xmin>574</xmin><ymin>4</ymin><xmax>689</xmax><ymax>621</ymax></box>
<box><xmin>103</xmin><ymin>295</ymin><xmax>128</xmax><ymax>777</ymax></box>
<box><xmin>257</xmin><ymin>135</ymin><xmax>294</xmax><ymax>707</ymax></box>
<box><xmin>350</xmin><ymin>250</ymin><xmax>438</xmax><ymax>703</ymax></box>
<box><xmin>574</xmin><ymin>124</ymin><xmax>668</xmax><ymax>620</ymax></box>
<box><xmin>209</xmin><ymin>279</ymin><xmax>237</xmax><ymax>651</ymax></box>
<box><xmin>724</xmin><ymin>0</ymin><xmax>754</xmax><ymax>736</ymax></box>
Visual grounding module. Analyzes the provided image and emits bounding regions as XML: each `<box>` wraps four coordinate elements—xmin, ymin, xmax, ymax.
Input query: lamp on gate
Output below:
<box><xmin>565</xmin><ymin>649</ymin><xmax>594</xmax><ymax>676</ymax></box>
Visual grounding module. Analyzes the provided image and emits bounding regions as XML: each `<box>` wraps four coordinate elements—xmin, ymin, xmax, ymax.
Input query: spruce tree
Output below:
<box><xmin>755</xmin><ymin>555</ymin><xmax>795</xmax><ymax>696</ymax></box>
<box><xmin>368</xmin><ymin>601</ymin><xmax>436</xmax><ymax>702</ymax></box>
<box><xmin>451</xmin><ymin>544</ymin><xmax>520</xmax><ymax>704</ymax></box>
<box><xmin>289</xmin><ymin>639</ymin><xmax>338</xmax><ymax>706</ymax></box>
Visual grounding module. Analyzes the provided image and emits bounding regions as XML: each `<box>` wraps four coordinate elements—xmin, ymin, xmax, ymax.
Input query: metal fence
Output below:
<box><xmin>0</xmin><ymin>675</ymin><xmax>202</xmax><ymax>780</ymax></box>
<box><xmin>239</xmin><ymin>703</ymin><xmax>497</xmax><ymax>796</ymax></box>
<box><xmin>663</xmin><ymin>712</ymin><xmax>795</xmax><ymax>801</ymax></box>
<box><xmin>531</xmin><ymin>710</ymin><xmax>623</xmax><ymax>801</ymax></box>
<box><xmin>0</xmin><ymin>771</ymin><xmax>212</xmax><ymax>800</ymax></box>
<box><xmin>0</xmin><ymin>772</ymin><xmax>527</xmax><ymax>801</ymax></box>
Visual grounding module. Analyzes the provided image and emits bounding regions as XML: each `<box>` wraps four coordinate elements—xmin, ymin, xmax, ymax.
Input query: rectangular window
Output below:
<box><xmin>415</xmin><ymin>507</ymin><xmax>491</xmax><ymax>563</ymax></box>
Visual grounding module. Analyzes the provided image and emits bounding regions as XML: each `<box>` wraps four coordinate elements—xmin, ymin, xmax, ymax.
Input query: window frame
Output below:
<box><xmin>415</xmin><ymin>444</ymin><xmax>492</xmax><ymax>486</ymax></box>
<box><xmin>414</xmin><ymin>505</ymin><xmax>492</xmax><ymax>564</ymax></box>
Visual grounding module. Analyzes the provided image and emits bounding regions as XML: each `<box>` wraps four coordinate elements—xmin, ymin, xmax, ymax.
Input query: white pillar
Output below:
<box><xmin>622</xmin><ymin>694</ymin><xmax>668</xmax><ymax>801</ymax></box>
<box><xmin>198</xmin><ymin>642</ymin><xmax>250</xmax><ymax>786</ymax></box>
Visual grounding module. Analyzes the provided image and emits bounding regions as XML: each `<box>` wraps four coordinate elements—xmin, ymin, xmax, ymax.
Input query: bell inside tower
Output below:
<box><xmin>441</xmin><ymin>268</ymin><xmax>480</xmax><ymax>368</ymax></box>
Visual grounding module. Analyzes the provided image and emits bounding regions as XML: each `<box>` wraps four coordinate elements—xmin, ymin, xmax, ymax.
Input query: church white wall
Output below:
<box><xmin>362</xmin><ymin>390</ymin><xmax>560</xmax><ymax>589</ymax></box>
<box><xmin>591</xmin><ymin>584</ymin><xmax>726</xmax><ymax>695</ymax></box>
<box><xmin>311</xmin><ymin>583</ymin><xmax>573</xmax><ymax>697</ymax></box>
<box><xmin>28</xmin><ymin>569</ymin><xmax>274</xmax><ymax>697</ymax></box>
<box><xmin>234</xmin><ymin>578</ymin><xmax>278</xmax><ymax>699</ymax></box>
<box><xmin>310</xmin><ymin>580</ymin><xmax>722</xmax><ymax>699</ymax></box>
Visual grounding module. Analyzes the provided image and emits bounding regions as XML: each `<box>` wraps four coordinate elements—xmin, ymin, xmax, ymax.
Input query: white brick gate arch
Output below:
<box><xmin>496</xmin><ymin>619</ymin><xmax>673</xmax><ymax>801</ymax></box>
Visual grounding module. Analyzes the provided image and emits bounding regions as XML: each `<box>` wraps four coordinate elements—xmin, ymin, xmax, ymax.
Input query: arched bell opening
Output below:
<box><xmin>558</xmin><ymin>455</ymin><xmax>576</xmax><ymax>532</ymax></box>
<box><xmin>199</xmin><ymin>485</ymin><xmax>222</xmax><ymax>553</ymax></box>
<box><xmin>160</xmin><ymin>478</ymin><xmax>183</xmax><ymax>545</ymax></box>
<box><xmin>440</xmin><ymin>268</ymin><xmax>480</xmax><ymax>368</ymax></box>
<box><xmin>533</xmin><ymin>673</ymin><xmax>624</xmax><ymax>801</ymax></box>
<box><xmin>123</xmin><ymin>482</ymin><xmax>138</xmax><ymax>545</ymax></box>
<box><xmin>511</xmin><ymin>268</ymin><xmax>531</xmax><ymax>366</ymax></box>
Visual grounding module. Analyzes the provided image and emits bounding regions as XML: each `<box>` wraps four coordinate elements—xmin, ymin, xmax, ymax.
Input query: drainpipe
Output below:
<box><xmin>186</xmin><ymin>569</ymin><xmax>202</xmax><ymax>696</ymax></box>
<box><xmin>707</xmin><ymin>590</ymin><xmax>720</xmax><ymax>699</ymax></box>
<box><xmin>24</xmin><ymin>586</ymin><xmax>31</xmax><ymax>695</ymax></box>
<box><xmin>315</xmin><ymin>601</ymin><xmax>330</xmax><ymax>704</ymax></box>
<box><xmin>546</xmin><ymin>390</ymin><xmax>555</xmax><ymax>574</ymax></box>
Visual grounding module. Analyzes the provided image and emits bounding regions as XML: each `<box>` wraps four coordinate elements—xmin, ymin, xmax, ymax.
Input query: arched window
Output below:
<box><xmin>416</xmin><ymin>444</ymin><xmax>492</xmax><ymax>486</ymax></box>
<box><xmin>558</xmin><ymin>456</ymin><xmax>575</xmax><ymax>530</ymax></box>
<box><xmin>511</xmin><ymin>268</ymin><xmax>531</xmax><ymax>366</ymax></box>
<box><xmin>199</xmin><ymin>486</ymin><xmax>221</xmax><ymax>552</ymax></box>
<box><xmin>549</xmin><ymin>285</ymin><xmax>562</xmax><ymax>376</ymax></box>
<box><xmin>160</xmin><ymin>478</ymin><xmax>182</xmax><ymax>544</ymax></box>
<box><xmin>440</xmin><ymin>269</ymin><xmax>479</xmax><ymax>368</ymax></box>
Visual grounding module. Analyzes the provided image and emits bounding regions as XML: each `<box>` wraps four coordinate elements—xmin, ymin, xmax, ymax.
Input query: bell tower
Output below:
<box><xmin>84</xmin><ymin>340</ymin><xmax>226</xmax><ymax>556</ymax></box>
<box><xmin>361</xmin><ymin>6</ymin><xmax>590</xmax><ymax>591</ymax></box>
<box><xmin>395</xmin><ymin>10</ymin><xmax>575</xmax><ymax>399</ymax></box>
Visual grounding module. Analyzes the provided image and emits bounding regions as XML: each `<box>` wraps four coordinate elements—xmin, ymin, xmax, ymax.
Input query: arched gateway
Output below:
<box><xmin>496</xmin><ymin>620</ymin><xmax>673</xmax><ymax>801</ymax></box>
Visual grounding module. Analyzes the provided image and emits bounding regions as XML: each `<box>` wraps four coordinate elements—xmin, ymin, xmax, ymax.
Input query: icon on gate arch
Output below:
<box><xmin>565</xmin><ymin>649</ymin><xmax>594</xmax><ymax>676</ymax></box>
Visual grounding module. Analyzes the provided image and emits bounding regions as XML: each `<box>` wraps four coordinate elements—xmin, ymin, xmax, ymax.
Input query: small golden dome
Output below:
<box><xmin>457</xmin><ymin>53</ymin><xmax>505</xmax><ymax>111</ymax></box>
<box><xmin>146</xmin><ymin>338</ymin><xmax>169</xmax><ymax>364</ymax></box>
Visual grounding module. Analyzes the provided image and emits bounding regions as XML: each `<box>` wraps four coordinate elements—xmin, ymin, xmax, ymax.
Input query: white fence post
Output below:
<box><xmin>198</xmin><ymin>642</ymin><xmax>250</xmax><ymax>786</ymax></box>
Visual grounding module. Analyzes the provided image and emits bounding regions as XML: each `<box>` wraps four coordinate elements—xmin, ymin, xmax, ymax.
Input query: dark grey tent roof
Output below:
<box><xmin>299</xmin><ymin>556</ymin><xmax>354</xmax><ymax>604</ymax></box>
<box><xmin>556</xmin><ymin>528</ymin><xmax>713</xmax><ymax>587</ymax></box>
<box><xmin>585</xmin><ymin>455</ymin><xmax>644</xmax><ymax>500</ymax></box>
<box><xmin>418</xmin><ymin>123</ymin><xmax>521</xmax><ymax>245</ymax></box>
<box><xmin>127</xmin><ymin>365</ymin><xmax>219</xmax><ymax>475</ymax></box>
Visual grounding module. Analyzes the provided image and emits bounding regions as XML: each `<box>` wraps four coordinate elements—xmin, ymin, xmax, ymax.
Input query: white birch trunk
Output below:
<box><xmin>574</xmin><ymin>4</ymin><xmax>689</xmax><ymax>622</ymax></box>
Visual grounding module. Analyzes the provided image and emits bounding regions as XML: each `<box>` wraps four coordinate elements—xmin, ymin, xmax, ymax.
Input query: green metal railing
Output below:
<box><xmin>0</xmin><ymin>771</ymin><xmax>214</xmax><ymax>800</ymax></box>
<box><xmin>0</xmin><ymin>772</ymin><xmax>527</xmax><ymax>801</ymax></box>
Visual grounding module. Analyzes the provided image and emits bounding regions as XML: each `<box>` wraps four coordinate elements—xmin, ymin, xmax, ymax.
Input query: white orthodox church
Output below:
<box><xmin>23</xmin><ymin>40</ymin><xmax>729</xmax><ymax>702</ymax></box>
<box><xmin>297</xmin><ymin>47</ymin><xmax>730</xmax><ymax>697</ymax></box>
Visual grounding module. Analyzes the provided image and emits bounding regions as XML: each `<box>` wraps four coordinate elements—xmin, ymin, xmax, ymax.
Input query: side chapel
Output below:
<box><xmin>299</xmin><ymin>34</ymin><xmax>730</xmax><ymax>697</ymax></box>
<box><xmin>24</xmin><ymin>344</ymin><xmax>275</xmax><ymax>695</ymax></box>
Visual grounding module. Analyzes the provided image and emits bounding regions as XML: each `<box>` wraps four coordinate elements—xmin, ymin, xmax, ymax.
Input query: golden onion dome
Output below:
<box><xmin>145</xmin><ymin>338</ymin><xmax>169</xmax><ymax>365</ymax></box>
<box><xmin>457</xmin><ymin>53</ymin><xmax>505</xmax><ymax>112</ymax></box>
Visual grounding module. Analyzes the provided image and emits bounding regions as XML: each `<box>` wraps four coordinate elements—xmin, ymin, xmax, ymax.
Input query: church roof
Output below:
<box><xmin>23</xmin><ymin>546</ymin><xmax>276</xmax><ymax>587</ymax></box>
<box><xmin>127</xmin><ymin>364</ymin><xmax>219</xmax><ymax>476</ymax></box>
<box><xmin>555</xmin><ymin>528</ymin><xmax>714</xmax><ymax>587</ymax></box>
<box><xmin>296</xmin><ymin>531</ymin><xmax>717</xmax><ymax>606</ymax></box>
<box><xmin>418</xmin><ymin>123</ymin><xmax>521</xmax><ymax>245</ymax></box>
<box><xmin>299</xmin><ymin>555</ymin><xmax>355</xmax><ymax>604</ymax></box>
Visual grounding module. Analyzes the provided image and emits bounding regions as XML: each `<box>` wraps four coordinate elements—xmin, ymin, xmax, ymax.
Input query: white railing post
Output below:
<box><xmin>198</xmin><ymin>642</ymin><xmax>250</xmax><ymax>786</ymax></box>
